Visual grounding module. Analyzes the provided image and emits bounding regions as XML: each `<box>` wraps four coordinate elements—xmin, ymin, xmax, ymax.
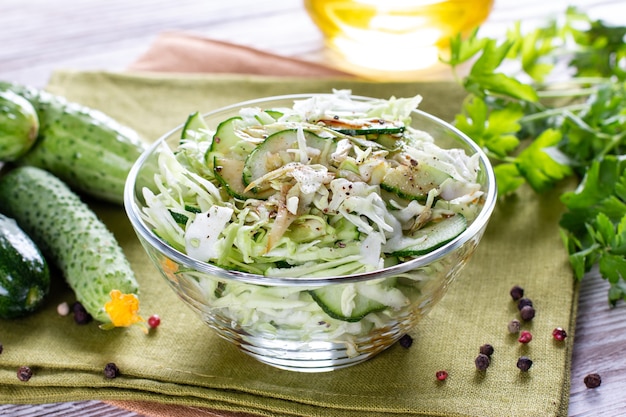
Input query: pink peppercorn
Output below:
<box><xmin>435</xmin><ymin>370</ymin><xmax>448</xmax><ymax>381</ymax></box>
<box><xmin>552</xmin><ymin>327</ymin><xmax>567</xmax><ymax>341</ymax></box>
<box><xmin>148</xmin><ymin>314</ymin><xmax>161</xmax><ymax>329</ymax></box>
<box><xmin>518</xmin><ymin>330</ymin><xmax>533</xmax><ymax>344</ymax></box>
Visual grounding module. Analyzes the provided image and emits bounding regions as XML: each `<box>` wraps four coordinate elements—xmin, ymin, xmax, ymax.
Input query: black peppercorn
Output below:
<box><xmin>398</xmin><ymin>334</ymin><xmax>413</xmax><ymax>349</ymax></box>
<box><xmin>510</xmin><ymin>285</ymin><xmax>524</xmax><ymax>301</ymax></box>
<box><xmin>72</xmin><ymin>301</ymin><xmax>93</xmax><ymax>325</ymax></box>
<box><xmin>584</xmin><ymin>373</ymin><xmax>602</xmax><ymax>389</ymax></box>
<box><xmin>104</xmin><ymin>362</ymin><xmax>120</xmax><ymax>379</ymax></box>
<box><xmin>517</xmin><ymin>298</ymin><xmax>533</xmax><ymax>310</ymax></box>
<box><xmin>475</xmin><ymin>353</ymin><xmax>490</xmax><ymax>371</ymax></box>
<box><xmin>0</xmin><ymin>342</ymin><xmax>3</xmax><ymax>355</ymax></box>
<box><xmin>517</xmin><ymin>356</ymin><xmax>533</xmax><ymax>372</ymax></box>
<box><xmin>17</xmin><ymin>366</ymin><xmax>32</xmax><ymax>382</ymax></box>
<box><xmin>479</xmin><ymin>344</ymin><xmax>494</xmax><ymax>357</ymax></box>
<box><xmin>520</xmin><ymin>305</ymin><xmax>536</xmax><ymax>321</ymax></box>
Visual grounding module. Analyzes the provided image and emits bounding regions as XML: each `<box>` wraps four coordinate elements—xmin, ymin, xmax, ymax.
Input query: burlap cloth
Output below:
<box><xmin>0</xmin><ymin>32</ymin><xmax>576</xmax><ymax>417</ymax></box>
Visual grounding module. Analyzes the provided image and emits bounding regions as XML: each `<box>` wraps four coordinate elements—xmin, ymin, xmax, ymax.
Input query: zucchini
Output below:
<box><xmin>242</xmin><ymin>129</ymin><xmax>335</xmax><ymax>189</ymax></box>
<box><xmin>0</xmin><ymin>166</ymin><xmax>139</xmax><ymax>324</ymax></box>
<box><xmin>0</xmin><ymin>81</ymin><xmax>148</xmax><ymax>205</ymax></box>
<box><xmin>0</xmin><ymin>214</ymin><xmax>50</xmax><ymax>319</ymax></box>
<box><xmin>380</xmin><ymin>160</ymin><xmax>451</xmax><ymax>201</ymax></box>
<box><xmin>0</xmin><ymin>89</ymin><xmax>39</xmax><ymax>161</ymax></box>
<box><xmin>390</xmin><ymin>214</ymin><xmax>467</xmax><ymax>257</ymax></box>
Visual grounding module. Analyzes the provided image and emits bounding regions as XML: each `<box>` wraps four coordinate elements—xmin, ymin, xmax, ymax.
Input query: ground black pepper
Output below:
<box><xmin>520</xmin><ymin>305</ymin><xmax>536</xmax><ymax>321</ymax></box>
<box><xmin>17</xmin><ymin>366</ymin><xmax>32</xmax><ymax>381</ymax></box>
<box><xmin>475</xmin><ymin>353</ymin><xmax>490</xmax><ymax>371</ymax></box>
<box><xmin>509</xmin><ymin>285</ymin><xmax>524</xmax><ymax>301</ymax></box>
<box><xmin>398</xmin><ymin>334</ymin><xmax>413</xmax><ymax>349</ymax></box>
<box><xmin>104</xmin><ymin>362</ymin><xmax>120</xmax><ymax>379</ymax></box>
<box><xmin>584</xmin><ymin>373</ymin><xmax>602</xmax><ymax>388</ymax></box>
<box><xmin>517</xmin><ymin>356</ymin><xmax>533</xmax><ymax>372</ymax></box>
<box><xmin>479</xmin><ymin>344</ymin><xmax>494</xmax><ymax>357</ymax></box>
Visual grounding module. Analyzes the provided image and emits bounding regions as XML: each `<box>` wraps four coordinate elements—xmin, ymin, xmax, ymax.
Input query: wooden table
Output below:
<box><xmin>1</xmin><ymin>1</ymin><xmax>625</xmax><ymax>415</ymax></box>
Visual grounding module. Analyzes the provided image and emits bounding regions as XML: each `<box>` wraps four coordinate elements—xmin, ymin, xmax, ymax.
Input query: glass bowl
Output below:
<box><xmin>124</xmin><ymin>94</ymin><xmax>497</xmax><ymax>372</ymax></box>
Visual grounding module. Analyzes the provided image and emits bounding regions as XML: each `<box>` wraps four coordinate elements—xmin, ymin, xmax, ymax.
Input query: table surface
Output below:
<box><xmin>1</xmin><ymin>1</ymin><xmax>625</xmax><ymax>416</ymax></box>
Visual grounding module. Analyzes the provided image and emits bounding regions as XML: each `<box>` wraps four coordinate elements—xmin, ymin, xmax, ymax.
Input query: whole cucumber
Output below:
<box><xmin>0</xmin><ymin>166</ymin><xmax>139</xmax><ymax>324</ymax></box>
<box><xmin>0</xmin><ymin>89</ymin><xmax>39</xmax><ymax>161</ymax></box>
<box><xmin>0</xmin><ymin>213</ymin><xmax>50</xmax><ymax>319</ymax></box>
<box><xmin>0</xmin><ymin>81</ymin><xmax>148</xmax><ymax>205</ymax></box>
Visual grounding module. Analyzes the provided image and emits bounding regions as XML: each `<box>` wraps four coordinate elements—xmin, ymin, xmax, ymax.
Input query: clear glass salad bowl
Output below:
<box><xmin>124</xmin><ymin>93</ymin><xmax>497</xmax><ymax>372</ymax></box>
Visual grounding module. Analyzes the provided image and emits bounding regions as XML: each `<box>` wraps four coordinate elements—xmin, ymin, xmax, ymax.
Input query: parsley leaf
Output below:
<box><xmin>443</xmin><ymin>8</ymin><xmax>626</xmax><ymax>306</ymax></box>
<box><xmin>516</xmin><ymin>129</ymin><xmax>572</xmax><ymax>193</ymax></box>
<box><xmin>464</xmin><ymin>39</ymin><xmax>539</xmax><ymax>102</ymax></box>
<box><xmin>454</xmin><ymin>96</ymin><xmax>522</xmax><ymax>158</ymax></box>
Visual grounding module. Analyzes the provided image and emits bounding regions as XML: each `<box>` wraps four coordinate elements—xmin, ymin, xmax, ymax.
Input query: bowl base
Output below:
<box><xmin>206</xmin><ymin>315</ymin><xmax>412</xmax><ymax>372</ymax></box>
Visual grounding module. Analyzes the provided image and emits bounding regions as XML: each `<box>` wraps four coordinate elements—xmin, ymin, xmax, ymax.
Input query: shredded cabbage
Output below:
<box><xmin>140</xmin><ymin>91</ymin><xmax>486</xmax><ymax>346</ymax></box>
<box><xmin>142</xmin><ymin>90</ymin><xmax>485</xmax><ymax>277</ymax></box>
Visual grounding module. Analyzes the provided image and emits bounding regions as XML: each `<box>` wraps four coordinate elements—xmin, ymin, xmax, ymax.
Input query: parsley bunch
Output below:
<box><xmin>443</xmin><ymin>7</ymin><xmax>626</xmax><ymax>305</ymax></box>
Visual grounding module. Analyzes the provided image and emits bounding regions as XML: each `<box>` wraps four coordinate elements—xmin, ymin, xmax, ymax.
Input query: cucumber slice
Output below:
<box><xmin>284</xmin><ymin>216</ymin><xmax>328</xmax><ymax>243</ymax></box>
<box><xmin>265</xmin><ymin>109</ymin><xmax>284</xmax><ymax>120</ymax></box>
<box><xmin>209</xmin><ymin>116</ymin><xmax>242</xmax><ymax>154</ymax></box>
<box><xmin>214</xmin><ymin>156</ymin><xmax>273</xmax><ymax>200</ymax></box>
<box><xmin>321</xmin><ymin>118</ymin><xmax>405</xmax><ymax>136</ymax></box>
<box><xmin>309</xmin><ymin>284</ymin><xmax>386</xmax><ymax>322</ymax></box>
<box><xmin>181</xmin><ymin>111</ymin><xmax>209</xmax><ymax>140</ymax></box>
<box><xmin>205</xmin><ymin>116</ymin><xmax>257</xmax><ymax>163</ymax></box>
<box><xmin>372</xmin><ymin>133</ymin><xmax>403</xmax><ymax>150</ymax></box>
<box><xmin>242</xmin><ymin>129</ymin><xmax>336</xmax><ymax>187</ymax></box>
<box><xmin>381</xmin><ymin>161</ymin><xmax>451</xmax><ymax>201</ymax></box>
<box><xmin>332</xmin><ymin>216</ymin><xmax>360</xmax><ymax>242</ymax></box>
<box><xmin>391</xmin><ymin>214</ymin><xmax>467</xmax><ymax>257</ymax></box>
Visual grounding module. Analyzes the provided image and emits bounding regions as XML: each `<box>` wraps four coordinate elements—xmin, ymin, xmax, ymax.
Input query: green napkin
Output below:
<box><xmin>0</xmin><ymin>70</ymin><xmax>576</xmax><ymax>417</ymax></box>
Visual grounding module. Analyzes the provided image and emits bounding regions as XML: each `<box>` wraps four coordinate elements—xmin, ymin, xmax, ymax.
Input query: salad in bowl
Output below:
<box><xmin>125</xmin><ymin>90</ymin><xmax>496</xmax><ymax>372</ymax></box>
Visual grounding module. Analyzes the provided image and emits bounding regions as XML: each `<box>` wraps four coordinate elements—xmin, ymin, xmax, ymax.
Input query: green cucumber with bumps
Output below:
<box><xmin>0</xmin><ymin>166</ymin><xmax>139</xmax><ymax>323</ymax></box>
<box><xmin>0</xmin><ymin>213</ymin><xmax>50</xmax><ymax>319</ymax></box>
<box><xmin>0</xmin><ymin>81</ymin><xmax>148</xmax><ymax>205</ymax></box>
<box><xmin>0</xmin><ymin>89</ymin><xmax>39</xmax><ymax>161</ymax></box>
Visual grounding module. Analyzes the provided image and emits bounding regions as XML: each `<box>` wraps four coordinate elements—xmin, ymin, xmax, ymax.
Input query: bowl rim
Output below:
<box><xmin>124</xmin><ymin>93</ymin><xmax>497</xmax><ymax>286</ymax></box>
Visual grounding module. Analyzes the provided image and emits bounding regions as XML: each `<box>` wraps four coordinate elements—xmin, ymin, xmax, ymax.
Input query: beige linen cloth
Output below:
<box><xmin>0</xmin><ymin>32</ymin><xmax>576</xmax><ymax>417</ymax></box>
